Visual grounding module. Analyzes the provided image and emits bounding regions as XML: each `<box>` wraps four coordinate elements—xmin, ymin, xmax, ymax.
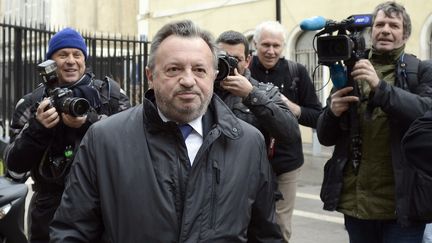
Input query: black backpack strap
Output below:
<box><xmin>30</xmin><ymin>84</ymin><xmax>46</xmax><ymax>102</ymax></box>
<box><xmin>105</xmin><ymin>76</ymin><xmax>121</xmax><ymax>113</ymax></box>
<box><xmin>286</xmin><ymin>59</ymin><xmax>300</xmax><ymax>102</ymax></box>
<box><xmin>28</xmin><ymin>84</ymin><xmax>46</xmax><ymax>113</ymax></box>
<box><xmin>287</xmin><ymin>59</ymin><xmax>300</xmax><ymax>84</ymax></box>
<box><xmin>399</xmin><ymin>53</ymin><xmax>420</xmax><ymax>92</ymax></box>
<box><xmin>93</xmin><ymin>76</ymin><xmax>121</xmax><ymax>114</ymax></box>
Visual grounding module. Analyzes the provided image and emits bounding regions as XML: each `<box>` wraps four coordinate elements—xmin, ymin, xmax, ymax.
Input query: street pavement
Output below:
<box><xmin>290</xmin><ymin>144</ymin><xmax>349</xmax><ymax>243</ymax></box>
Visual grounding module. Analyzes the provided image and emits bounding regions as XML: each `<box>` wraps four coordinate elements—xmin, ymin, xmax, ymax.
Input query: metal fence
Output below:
<box><xmin>0</xmin><ymin>21</ymin><xmax>150</xmax><ymax>136</ymax></box>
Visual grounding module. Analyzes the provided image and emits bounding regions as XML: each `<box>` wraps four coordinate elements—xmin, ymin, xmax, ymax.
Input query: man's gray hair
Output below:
<box><xmin>253</xmin><ymin>20</ymin><xmax>286</xmax><ymax>44</ymax></box>
<box><xmin>372</xmin><ymin>1</ymin><xmax>411</xmax><ymax>40</ymax></box>
<box><xmin>147</xmin><ymin>20</ymin><xmax>218</xmax><ymax>72</ymax></box>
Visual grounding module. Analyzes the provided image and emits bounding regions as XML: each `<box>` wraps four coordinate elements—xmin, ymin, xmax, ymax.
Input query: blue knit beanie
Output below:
<box><xmin>46</xmin><ymin>27</ymin><xmax>88</xmax><ymax>60</ymax></box>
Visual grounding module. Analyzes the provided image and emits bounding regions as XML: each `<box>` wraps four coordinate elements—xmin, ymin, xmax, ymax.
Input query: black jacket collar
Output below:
<box><xmin>143</xmin><ymin>89</ymin><xmax>242</xmax><ymax>140</ymax></box>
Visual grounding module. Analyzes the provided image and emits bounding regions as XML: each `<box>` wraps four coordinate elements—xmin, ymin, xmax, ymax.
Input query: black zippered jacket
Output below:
<box><xmin>50</xmin><ymin>91</ymin><xmax>283</xmax><ymax>242</ymax></box>
<box><xmin>249</xmin><ymin>57</ymin><xmax>322</xmax><ymax>174</ymax></box>
<box><xmin>4</xmin><ymin>73</ymin><xmax>130</xmax><ymax>190</ymax></box>
<box><xmin>215</xmin><ymin>70</ymin><xmax>301</xmax><ymax>174</ymax></box>
<box><xmin>249</xmin><ymin>56</ymin><xmax>322</xmax><ymax>128</ymax></box>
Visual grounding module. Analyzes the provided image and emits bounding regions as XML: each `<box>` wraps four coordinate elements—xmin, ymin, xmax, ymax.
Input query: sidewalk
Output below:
<box><xmin>291</xmin><ymin>143</ymin><xmax>349</xmax><ymax>243</ymax></box>
<box><xmin>299</xmin><ymin>143</ymin><xmax>333</xmax><ymax>187</ymax></box>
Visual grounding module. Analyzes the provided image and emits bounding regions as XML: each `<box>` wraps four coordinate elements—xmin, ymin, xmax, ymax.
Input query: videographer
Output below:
<box><xmin>249</xmin><ymin>20</ymin><xmax>322</xmax><ymax>242</ymax></box>
<box><xmin>215</xmin><ymin>30</ymin><xmax>301</xmax><ymax>241</ymax></box>
<box><xmin>3</xmin><ymin>27</ymin><xmax>130</xmax><ymax>243</ymax></box>
<box><xmin>317</xmin><ymin>2</ymin><xmax>432</xmax><ymax>242</ymax></box>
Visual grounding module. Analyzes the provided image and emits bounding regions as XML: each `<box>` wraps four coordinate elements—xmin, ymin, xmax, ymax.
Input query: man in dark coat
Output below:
<box><xmin>50</xmin><ymin>20</ymin><xmax>283</xmax><ymax>242</ymax></box>
<box><xmin>215</xmin><ymin>30</ymin><xmax>301</xmax><ymax>241</ymax></box>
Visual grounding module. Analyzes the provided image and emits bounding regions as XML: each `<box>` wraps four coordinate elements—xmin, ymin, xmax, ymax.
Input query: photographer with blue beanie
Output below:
<box><xmin>3</xmin><ymin>27</ymin><xmax>130</xmax><ymax>242</ymax></box>
<box><xmin>46</xmin><ymin>27</ymin><xmax>88</xmax><ymax>60</ymax></box>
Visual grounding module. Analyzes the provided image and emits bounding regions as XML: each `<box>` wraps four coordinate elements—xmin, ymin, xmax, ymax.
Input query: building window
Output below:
<box><xmin>294</xmin><ymin>31</ymin><xmax>324</xmax><ymax>102</ymax></box>
<box><xmin>430</xmin><ymin>31</ymin><xmax>432</xmax><ymax>59</ymax></box>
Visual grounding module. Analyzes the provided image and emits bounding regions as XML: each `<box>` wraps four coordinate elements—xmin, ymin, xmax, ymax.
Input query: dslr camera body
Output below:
<box><xmin>215</xmin><ymin>52</ymin><xmax>239</xmax><ymax>82</ymax></box>
<box><xmin>37</xmin><ymin>60</ymin><xmax>90</xmax><ymax>117</ymax></box>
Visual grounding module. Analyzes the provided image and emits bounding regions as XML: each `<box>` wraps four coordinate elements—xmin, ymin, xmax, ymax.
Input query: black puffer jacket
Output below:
<box><xmin>50</xmin><ymin>91</ymin><xmax>283</xmax><ymax>242</ymax></box>
<box><xmin>215</xmin><ymin>70</ymin><xmax>301</xmax><ymax>174</ymax></box>
<box><xmin>317</xmin><ymin>57</ymin><xmax>432</xmax><ymax>226</ymax></box>
<box><xmin>401</xmin><ymin>110</ymin><xmax>432</xmax><ymax>222</ymax></box>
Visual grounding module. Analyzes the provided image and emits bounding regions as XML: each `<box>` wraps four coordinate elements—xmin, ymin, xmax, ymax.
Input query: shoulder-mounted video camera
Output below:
<box><xmin>301</xmin><ymin>14</ymin><xmax>373</xmax><ymax>88</ymax></box>
<box><xmin>315</xmin><ymin>14</ymin><xmax>372</xmax><ymax>65</ymax></box>
<box><xmin>215</xmin><ymin>52</ymin><xmax>239</xmax><ymax>82</ymax></box>
<box><xmin>36</xmin><ymin>60</ymin><xmax>90</xmax><ymax>117</ymax></box>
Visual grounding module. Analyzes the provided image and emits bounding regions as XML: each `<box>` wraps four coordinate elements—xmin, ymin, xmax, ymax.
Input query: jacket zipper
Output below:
<box><xmin>177</xmin><ymin>160</ymin><xmax>184</xmax><ymax>230</ymax></box>
<box><xmin>210</xmin><ymin>160</ymin><xmax>220</xmax><ymax>229</ymax></box>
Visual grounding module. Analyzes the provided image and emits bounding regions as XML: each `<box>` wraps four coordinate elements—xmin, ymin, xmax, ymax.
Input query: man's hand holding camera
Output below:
<box><xmin>330</xmin><ymin>59</ymin><xmax>380</xmax><ymax>117</ymax></box>
<box><xmin>36</xmin><ymin>98</ymin><xmax>86</xmax><ymax>129</ymax></box>
<box><xmin>351</xmin><ymin>59</ymin><xmax>380</xmax><ymax>90</ymax></box>
<box><xmin>37</xmin><ymin>98</ymin><xmax>60</xmax><ymax>128</ymax></box>
<box><xmin>329</xmin><ymin>87</ymin><xmax>360</xmax><ymax>117</ymax></box>
<box><xmin>61</xmin><ymin>113</ymin><xmax>87</xmax><ymax>128</ymax></box>
<box><xmin>220</xmin><ymin>68</ymin><xmax>253</xmax><ymax>98</ymax></box>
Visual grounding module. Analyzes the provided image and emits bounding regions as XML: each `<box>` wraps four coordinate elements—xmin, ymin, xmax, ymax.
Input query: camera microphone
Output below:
<box><xmin>300</xmin><ymin>16</ymin><xmax>327</xmax><ymax>31</ymax></box>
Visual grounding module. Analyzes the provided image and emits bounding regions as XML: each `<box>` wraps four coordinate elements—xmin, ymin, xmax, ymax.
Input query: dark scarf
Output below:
<box><xmin>62</xmin><ymin>73</ymin><xmax>102</xmax><ymax>109</ymax></box>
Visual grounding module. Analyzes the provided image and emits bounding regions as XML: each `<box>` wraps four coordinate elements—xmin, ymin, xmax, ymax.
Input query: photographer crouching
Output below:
<box><xmin>3</xmin><ymin>27</ymin><xmax>130</xmax><ymax>243</ymax></box>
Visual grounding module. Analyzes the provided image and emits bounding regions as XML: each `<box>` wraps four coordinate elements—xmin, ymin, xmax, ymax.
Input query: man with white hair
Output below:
<box><xmin>249</xmin><ymin>20</ymin><xmax>322</xmax><ymax>242</ymax></box>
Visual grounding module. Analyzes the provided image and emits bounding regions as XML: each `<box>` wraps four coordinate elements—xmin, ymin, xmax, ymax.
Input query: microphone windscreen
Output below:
<box><xmin>300</xmin><ymin>16</ymin><xmax>326</xmax><ymax>31</ymax></box>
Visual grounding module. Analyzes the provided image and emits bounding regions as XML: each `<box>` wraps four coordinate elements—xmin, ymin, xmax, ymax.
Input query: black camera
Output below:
<box><xmin>215</xmin><ymin>52</ymin><xmax>239</xmax><ymax>82</ymax></box>
<box><xmin>46</xmin><ymin>87</ymin><xmax>90</xmax><ymax>117</ymax></box>
<box><xmin>315</xmin><ymin>14</ymin><xmax>373</xmax><ymax>65</ymax></box>
<box><xmin>37</xmin><ymin>60</ymin><xmax>90</xmax><ymax>117</ymax></box>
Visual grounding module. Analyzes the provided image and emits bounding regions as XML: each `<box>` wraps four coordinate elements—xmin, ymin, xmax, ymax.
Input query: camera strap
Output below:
<box><xmin>345</xmin><ymin>63</ymin><xmax>362</xmax><ymax>175</ymax></box>
<box><xmin>38</xmin><ymin>135</ymin><xmax>74</xmax><ymax>185</ymax></box>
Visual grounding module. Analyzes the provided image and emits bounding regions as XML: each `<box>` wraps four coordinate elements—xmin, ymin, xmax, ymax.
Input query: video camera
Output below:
<box><xmin>301</xmin><ymin>15</ymin><xmax>373</xmax><ymax>172</ymax></box>
<box><xmin>315</xmin><ymin>15</ymin><xmax>372</xmax><ymax>65</ymax></box>
<box><xmin>215</xmin><ymin>52</ymin><xmax>239</xmax><ymax>82</ymax></box>
<box><xmin>37</xmin><ymin>60</ymin><xmax>90</xmax><ymax>117</ymax></box>
<box><xmin>301</xmin><ymin>14</ymin><xmax>373</xmax><ymax>88</ymax></box>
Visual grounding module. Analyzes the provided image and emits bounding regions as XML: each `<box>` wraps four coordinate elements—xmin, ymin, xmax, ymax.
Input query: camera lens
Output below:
<box><xmin>216</xmin><ymin>57</ymin><xmax>230</xmax><ymax>82</ymax></box>
<box><xmin>317</xmin><ymin>35</ymin><xmax>353</xmax><ymax>63</ymax></box>
<box><xmin>62</xmin><ymin>98</ymin><xmax>90</xmax><ymax>117</ymax></box>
